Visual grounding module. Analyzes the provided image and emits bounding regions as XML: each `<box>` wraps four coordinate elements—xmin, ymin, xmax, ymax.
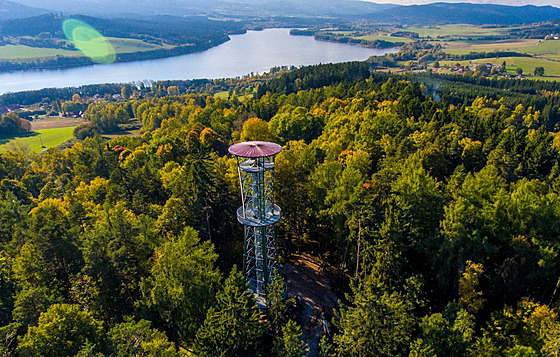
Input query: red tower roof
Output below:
<box><xmin>228</xmin><ymin>141</ymin><xmax>282</xmax><ymax>158</ymax></box>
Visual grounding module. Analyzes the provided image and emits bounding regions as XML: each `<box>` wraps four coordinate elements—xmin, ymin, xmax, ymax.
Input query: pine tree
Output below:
<box><xmin>276</xmin><ymin>320</ymin><xmax>308</xmax><ymax>357</ymax></box>
<box><xmin>333</xmin><ymin>272</ymin><xmax>415</xmax><ymax>356</ymax></box>
<box><xmin>194</xmin><ymin>266</ymin><xmax>264</xmax><ymax>357</ymax></box>
<box><xmin>267</xmin><ymin>273</ymin><xmax>290</xmax><ymax>336</ymax></box>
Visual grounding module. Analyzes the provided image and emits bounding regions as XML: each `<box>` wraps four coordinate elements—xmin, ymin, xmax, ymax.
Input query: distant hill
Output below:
<box><xmin>0</xmin><ymin>14</ymin><xmax>246</xmax><ymax>44</ymax></box>
<box><xmin>5</xmin><ymin>0</ymin><xmax>220</xmax><ymax>16</ymax></box>
<box><xmin>219</xmin><ymin>0</ymin><xmax>396</xmax><ymax>16</ymax></box>
<box><xmin>6</xmin><ymin>0</ymin><xmax>560</xmax><ymax>25</ymax></box>
<box><xmin>366</xmin><ymin>3</ymin><xmax>560</xmax><ymax>25</ymax></box>
<box><xmin>0</xmin><ymin>0</ymin><xmax>50</xmax><ymax>21</ymax></box>
<box><xmin>366</xmin><ymin>0</ymin><xmax>559</xmax><ymax>6</ymax></box>
<box><xmin>8</xmin><ymin>0</ymin><xmax>395</xmax><ymax>17</ymax></box>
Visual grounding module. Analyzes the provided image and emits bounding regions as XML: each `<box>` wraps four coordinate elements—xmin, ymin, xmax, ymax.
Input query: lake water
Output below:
<box><xmin>0</xmin><ymin>28</ymin><xmax>397</xmax><ymax>94</ymax></box>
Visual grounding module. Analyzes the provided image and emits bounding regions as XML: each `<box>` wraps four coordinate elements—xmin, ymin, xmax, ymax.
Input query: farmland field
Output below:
<box><xmin>389</xmin><ymin>24</ymin><xmax>560</xmax><ymax>81</ymax></box>
<box><xmin>404</xmin><ymin>24</ymin><xmax>512</xmax><ymax>38</ymax></box>
<box><xmin>105</xmin><ymin>37</ymin><xmax>173</xmax><ymax>54</ymax></box>
<box><xmin>440</xmin><ymin>56</ymin><xmax>560</xmax><ymax>79</ymax></box>
<box><xmin>440</xmin><ymin>38</ymin><xmax>560</xmax><ymax>57</ymax></box>
<box><xmin>0</xmin><ymin>117</ymin><xmax>84</xmax><ymax>152</ymax></box>
<box><xmin>30</xmin><ymin>117</ymin><xmax>85</xmax><ymax>130</ymax></box>
<box><xmin>0</xmin><ymin>126</ymin><xmax>76</xmax><ymax>153</ymax></box>
<box><xmin>508</xmin><ymin>57</ymin><xmax>560</xmax><ymax>76</ymax></box>
<box><xmin>518</xmin><ymin>40</ymin><xmax>560</xmax><ymax>55</ymax></box>
<box><xmin>355</xmin><ymin>35</ymin><xmax>412</xmax><ymax>43</ymax></box>
<box><xmin>442</xmin><ymin>39</ymin><xmax>539</xmax><ymax>55</ymax></box>
<box><xmin>0</xmin><ymin>45</ymin><xmax>80</xmax><ymax>60</ymax></box>
<box><xmin>0</xmin><ymin>37</ymin><xmax>171</xmax><ymax>60</ymax></box>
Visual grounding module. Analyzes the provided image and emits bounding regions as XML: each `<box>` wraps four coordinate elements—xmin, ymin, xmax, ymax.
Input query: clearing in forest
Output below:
<box><xmin>282</xmin><ymin>254</ymin><xmax>339</xmax><ymax>355</ymax></box>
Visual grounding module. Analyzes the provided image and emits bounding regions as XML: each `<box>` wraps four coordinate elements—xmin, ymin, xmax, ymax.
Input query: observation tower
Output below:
<box><xmin>228</xmin><ymin>141</ymin><xmax>282</xmax><ymax>306</ymax></box>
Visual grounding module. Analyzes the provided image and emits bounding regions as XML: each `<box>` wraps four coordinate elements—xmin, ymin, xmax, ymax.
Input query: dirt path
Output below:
<box><xmin>282</xmin><ymin>254</ymin><xmax>339</xmax><ymax>356</ymax></box>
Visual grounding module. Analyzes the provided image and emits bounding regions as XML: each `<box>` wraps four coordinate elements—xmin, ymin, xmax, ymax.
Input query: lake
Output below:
<box><xmin>0</xmin><ymin>28</ymin><xmax>397</xmax><ymax>94</ymax></box>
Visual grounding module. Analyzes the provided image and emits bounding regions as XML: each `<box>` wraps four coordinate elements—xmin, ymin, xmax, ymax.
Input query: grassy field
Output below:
<box><xmin>0</xmin><ymin>126</ymin><xmax>76</xmax><ymax>153</ymax></box>
<box><xmin>214</xmin><ymin>91</ymin><xmax>253</xmax><ymax>101</ymax></box>
<box><xmin>214</xmin><ymin>91</ymin><xmax>229</xmax><ymax>99</ymax></box>
<box><xmin>0</xmin><ymin>45</ymin><xmax>80</xmax><ymax>60</ymax></box>
<box><xmin>507</xmin><ymin>57</ymin><xmax>560</xmax><ymax>76</ymax></box>
<box><xmin>405</xmin><ymin>24</ymin><xmax>511</xmax><ymax>38</ymax></box>
<box><xmin>106</xmin><ymin>37</ymin><xmax>172</xmax><ymax>53</ymax></box>
<box><xmin>0</xmin><ymin>37</ymin><xmax>171</xmax><ymax>60</ymax></box>
<box><xmin>0</xmin><ymin>118</ymin><xmax>84</xmax><ymax>153</ymax></box>
<box><xmin>440</xmin><ymin>56</ymin><xmax>560</xmax><ymax>79</ymax></box>
<box><xmin>518</xmin><ymin>40</ymin><xmax>560</xmax><ymax>55</ymax></box>
<box><xmin>442</xmin><ymin>39</ymin><xmax>539</xmax><ymax>55</ymax></box>
<box><xmin>539</xmin><ymin>54</ymin><xmax>560</xmax><ymax>60</ymax></box>
<box><xmin>355</xmin><ymin>35</ymin><xmax>412</xmax><ymax>43</ymax></box>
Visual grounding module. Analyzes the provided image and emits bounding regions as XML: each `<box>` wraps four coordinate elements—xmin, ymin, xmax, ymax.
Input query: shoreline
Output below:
<box><xmin>0</xmin><ymin>35</ymin><xmax>234</xmax><ymax>74</ymax></box>
<box><xmin>0</xmin><ymin>27</ymin><xmax>400</xmax><ymax>75</ymax></box>
<box><xmin>0</xmin><ymin>29</ymin><xmax>394</xmax><ymax>95</ymax></box>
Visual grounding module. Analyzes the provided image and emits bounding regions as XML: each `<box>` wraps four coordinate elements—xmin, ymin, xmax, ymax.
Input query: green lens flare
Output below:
<box><xmin>62</xmin><ymin>19</ymin><xmax>116</xmax><ymax>64</ymax></box>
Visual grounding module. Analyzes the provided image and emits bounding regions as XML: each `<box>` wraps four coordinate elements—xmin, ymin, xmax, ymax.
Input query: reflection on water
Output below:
<box><xmin>0</xmin><ymin>28</ymin><xmax>397</xmax><ymax>94</ymax></box>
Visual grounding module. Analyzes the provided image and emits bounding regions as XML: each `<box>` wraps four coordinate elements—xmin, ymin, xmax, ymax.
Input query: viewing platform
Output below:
<box><xmin>237</xmin><ymin>204</ymin><xmax>281</xmax><ymax>226</ymax></box>
<box><xmin>239</xmin><ymin>158</ymin><xmax>275</xmax><ymax>172</ymax></box>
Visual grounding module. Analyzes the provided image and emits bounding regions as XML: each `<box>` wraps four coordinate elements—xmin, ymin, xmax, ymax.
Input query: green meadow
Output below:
<box><xmin>0</xmin><ymin>45</ymin><xmax>80</xmax><ymax>60</ymax></box>
<box><xmin>0</xmin><ymin>126</ymin><xmax>76</xmax><ymax>153</ymax></box>
<box><xmin>354</xmin><ymin>35</ymin><xmax>412</xmax><ymax>43</ymax></box>
<box><xmin>405</xmin><ymin>24</ymin><xmax>510</xmax><ymax>38</ymax></box>
<box><xmin>0</xmin><ymin>37</ymin><xmax>171</xmax><ymax>60</ymax></box>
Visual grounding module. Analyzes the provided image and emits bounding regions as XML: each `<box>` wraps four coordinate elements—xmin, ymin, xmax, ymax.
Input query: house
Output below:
<box><xmin>60</xmin><ymin>111</ymin><xmax>83</xmax><ymax>118</ymax></box>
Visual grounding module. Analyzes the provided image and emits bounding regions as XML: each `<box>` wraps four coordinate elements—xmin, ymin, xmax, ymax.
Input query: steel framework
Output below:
<box><xmin>229</xmin><ymin>141</ymin><xmax>282</xmax><ymax>306</ymax></box>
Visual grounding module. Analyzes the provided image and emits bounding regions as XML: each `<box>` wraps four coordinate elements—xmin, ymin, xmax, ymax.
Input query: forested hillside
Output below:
<box><xmin>2</xmin><ymin>62</ymin><xmax>560</xmax><ymax>355</ymax></box>
<box><xmin>0</xmin><ymin>14</ymin><xmax>246</xmax><ymax>44</ymax></box>
<box><xmin>367</xmin><ymin>3</ymin><xmax>560</xmax><ymax>25</ymax></box>
<box><xmin>0</xmin><ymin>14</ymin><xmax>247</xmax><ymax>72</ymax></box>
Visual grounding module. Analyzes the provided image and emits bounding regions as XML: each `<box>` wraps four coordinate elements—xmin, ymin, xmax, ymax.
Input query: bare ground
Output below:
<box><xmin>282</xmin><ymin>254</ymin><xmax>339</xmax><ymax>356</ymax></box>
<box><xmin>31</xmin><ymin>117</ymin><xmax>86</xmax><ymax>130</ymax></box>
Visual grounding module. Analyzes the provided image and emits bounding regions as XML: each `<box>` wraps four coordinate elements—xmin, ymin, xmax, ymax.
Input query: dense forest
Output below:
<box><xmin>3</xmin><ymin>62</ymin><xmax>560</xmax><ymax>356</ymax></box>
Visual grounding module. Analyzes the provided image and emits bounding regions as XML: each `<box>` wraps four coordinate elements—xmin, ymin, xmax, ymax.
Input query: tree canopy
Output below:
<box><xmin>2</xmin><ymin>62</ymin><xmax>560</xmax><ymax>355</ymax></box>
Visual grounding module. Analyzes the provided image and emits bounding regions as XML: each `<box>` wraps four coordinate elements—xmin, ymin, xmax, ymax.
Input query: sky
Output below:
<box><xmin>364</xmin><ymin>0</ymin><xmax>559</xmax><ymax>5</ymax></box>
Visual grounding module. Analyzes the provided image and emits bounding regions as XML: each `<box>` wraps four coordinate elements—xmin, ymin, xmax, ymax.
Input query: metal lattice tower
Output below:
<box><xmin>228</xmin><ymin>141</ymin><xmax>282</xmax><ymax>307</ymax></box>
